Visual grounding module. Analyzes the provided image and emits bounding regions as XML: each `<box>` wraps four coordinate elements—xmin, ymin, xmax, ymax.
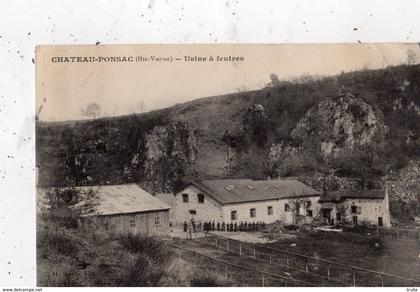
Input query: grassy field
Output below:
<box><xmin>171</xmin><ymin>229</ymin><xmax>420</xmax><ymax>287</ymax></box>
<box><xmin>267</xmin><ymin>231</ymin><xmax>420</xmax><ymax>286</ymax></box>
<box><xmin>168</xmin><ymin>238</ymin><xmax>305</xmax><ymax>287</ymax></box>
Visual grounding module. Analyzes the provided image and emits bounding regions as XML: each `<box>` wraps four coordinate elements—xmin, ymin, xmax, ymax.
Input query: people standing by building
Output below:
<box><xmin>191</xmin><ymin>218</ymin><xmax>196</xmax><ymax>232</ymax></box>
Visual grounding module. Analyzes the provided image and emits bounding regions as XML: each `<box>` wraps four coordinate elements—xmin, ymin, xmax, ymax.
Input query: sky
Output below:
<box><xmin>36</xmin><ymin>44</ymin><xmax>420</xmax><ymax>121</ymax></box>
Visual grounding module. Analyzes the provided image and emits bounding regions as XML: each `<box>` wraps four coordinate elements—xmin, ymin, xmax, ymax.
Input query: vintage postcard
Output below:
<box><xmin>35</xmin><ymin>44</ymin><xmax>420</xmax><ymax>287</ymax></box>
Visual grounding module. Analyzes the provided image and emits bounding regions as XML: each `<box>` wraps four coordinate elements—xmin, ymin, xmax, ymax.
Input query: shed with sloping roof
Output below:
<box><xmin>37</xmin><ymin>184</ymin><xmax>171</xmax><ymax>236</ymax></box>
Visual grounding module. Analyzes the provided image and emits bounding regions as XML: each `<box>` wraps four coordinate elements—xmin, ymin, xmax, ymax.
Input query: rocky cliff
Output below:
<box><xmin>291</xmin><ymin>93</ymin><xmax>388</xmax><ymax>156</ymax></box>
<box><xmin>140</xmin><ymin>122</ymin><xmax>199</xmax><ymax>192</ymax></box>
<box><xmin>268</xmin><ymin>94</ymin><xmax>391</xmax><ymax>181</ymax></box>
<box><xmin>384</xmin><ymin>160</ymin><xmax>420</xmax><ymax>221</ymax></box>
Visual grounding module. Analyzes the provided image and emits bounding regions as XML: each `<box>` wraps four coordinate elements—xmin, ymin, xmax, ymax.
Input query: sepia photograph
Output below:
<box><xmin>35</xmin><ymin>44</ymin><xmax>420</xmax><ymax>287</ymax></box>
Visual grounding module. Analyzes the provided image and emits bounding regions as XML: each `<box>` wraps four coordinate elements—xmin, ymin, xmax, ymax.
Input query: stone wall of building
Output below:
<box><xmin>174</xmin><ymin>185</ymin><xmax>223</xmax><ymax>225</ymax></box>
<box><xmin>324</xmin><ymin>191</ymin><xmax>390</xmax><ymax>227</ymax></box>
<box><xmin>342</xmin><ymin>197</ymin><xmax>390</xmax><ymax>227</ymax></box>
<box><xmin>221</xmin><ymin>199</ymin><xmax>287</xmax><ymax>224</ymax></box>
<box><xmin>173</xmin><ymin>184</ymin><xmax>324</xmax><ymax>226</ymax></box>
<box><xmin>221</xmin><ymin>196</ymin><xmax>321</xmax><ymax>224</ymax></box>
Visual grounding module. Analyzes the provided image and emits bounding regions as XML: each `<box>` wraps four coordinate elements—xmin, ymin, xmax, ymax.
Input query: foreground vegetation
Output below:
<box><xmin>37</xmin><ymin>186</ymin><xmax>232</xmax><ymax>287</ymax></box>
<box><xmin>37</xmin><ymin>216</ymin><xmax>240</xmax><ymax>287</ymax></box>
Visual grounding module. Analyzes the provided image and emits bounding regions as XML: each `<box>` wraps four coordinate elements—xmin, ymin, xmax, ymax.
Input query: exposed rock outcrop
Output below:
<box><xmin>267</xmin><ymin>94</ymin><xmax>390</xmax><ymax>178</ymax></box>
<box><xmin>290</xmin><ymin>93</ymin><xmax>388</xmax><ymax>156</ymax></box>
<box><xmin>298</xmin><ymin>173</ymin><xmax>364</xmax><ymax>192</ymax></box>
<box><xmin>384</xmin><ymin>159</ymin><xmax>420</xmax><ymax>219</ymax></box>
<box><xmin>125</xmin><ymin>121</ymin><xmax>199</xmax><ymax>191</ymax></box>
<box><xmin>393</xmin><ymin>98</ymin><xmax>420</xmax><ymax>115</ymax></box>
<box><xmin>145</xmin><ymin>122</ymin><xmax>198</xmax><ymax>164</ymax></box>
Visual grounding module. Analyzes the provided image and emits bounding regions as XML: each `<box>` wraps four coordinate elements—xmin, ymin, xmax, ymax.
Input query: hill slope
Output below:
<box><xmin>36</xmin><ymin>64</ymin><xmax>420</xmax><ymax>217</ymax></box>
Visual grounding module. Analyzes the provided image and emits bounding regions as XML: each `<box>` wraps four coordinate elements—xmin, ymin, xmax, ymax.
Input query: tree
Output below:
<box><xmin>36</xmin><ymin>97</ymin><xmax>47</xmax><ymax>121</ymax></box>
<box><xmin>191</xmin><ymin>118</ymin><xmax>201</xmax><ymax>181</ymax></box>
<box><xmin>287</xmin><ymin>197</ymin><xmax>312</xmax><ymax>224</ymax></box>
<box><xmin>137</xmin><ymin>101</ymin><xmax>146</xmax><ymax>113</ymax></box>
<box><xmin>222</xmin><ymin>130</ymin><xmax>243</xmax><ymax>172</ymax></box>
<box><xmin>82</xmin><ymin>102</ymin><xmax>101</xmax><ymax>119</ymax></box>
<box><xmin>406</xmin><ymin>49</ymin><xmax>417</xmax><ymax>66</ymax></box>
<box><xmin>336</xmin><ymin>202</ymin><xmax>351</xmax><ymax>224</ymax></box>
<box><xmin>269</xmin><ymin>73</ymin><xmax>281</xmax><ymax>87</ymax></box>
<box><xmin>112</xmin><ymin>104</ymin><xmax>119</xmax><ymax>116</ymax></box>
<box><xmin>44</xmin><ymin>186</ymin><xmax>100</xmax><ymax>228</ymax></box>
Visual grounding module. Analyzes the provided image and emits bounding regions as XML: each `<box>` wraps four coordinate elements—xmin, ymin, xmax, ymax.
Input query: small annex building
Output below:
<box><xmin>37</xmin><ymin>184</ymin><xmax>171</xmax><ymax>236</ymax></box>
<box><xmin>173</xmin><ymin>179</ymin><xmax>321</xmax><ymax>226</ymax></box>
<box><xmin>319</xmin><ymin>188</ymin><xmax>390</xmax><ymax>227</ymax></box>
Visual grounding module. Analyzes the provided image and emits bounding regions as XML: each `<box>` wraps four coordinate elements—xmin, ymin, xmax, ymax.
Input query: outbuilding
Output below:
<box><xmin>38</xmin><ymin>184</ymin><xmax>171</xmax><ymax>236</ymax></box>
<box><xmin>174</xmin><ymin>179</ymin><xmax>321</xmax><ymax>226</ymax></box>
<box><xmin>319</xmin><ymin>188</ymin><xmax>391</xmax><ymax>227</ymax></box>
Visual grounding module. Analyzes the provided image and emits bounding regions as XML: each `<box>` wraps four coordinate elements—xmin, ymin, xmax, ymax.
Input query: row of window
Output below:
<box><xmin>230</xmin><ymin>206</ymin><xmax>273</xmax><ymax>220</ymax></box>
<box><xmin>182</xmin><ymin>194</ymin><xmax>314</xmax><ymax>213</ymax></box>
<box><xmin>182</xmin><ymin>193</ymin><xmax>204</xmax><ymax>203</ymax></box>
<box><xmin>229</xmin><ymin>204</ymin><xmax>314</xmax><ymax>220</ymax></box>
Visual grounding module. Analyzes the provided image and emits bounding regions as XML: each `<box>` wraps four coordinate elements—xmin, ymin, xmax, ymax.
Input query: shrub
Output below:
<box><xmin>37</xmin><ymin>260</ymin><xmax>85</xmax><ymax>287</ymax></box>
<box><xmin>92</xmin><ymin>262</ymin><xmax>127</xmax><ymax>286</ymax></box>
<box><xmin>47</xmin><ymin>208</ymin><xmax>80</xmax><ymax>229</ymax></box>
<box><xmin>60</xmin><ymin>267</ymin><xmax>82</xmax><ymax>287</ymax></box>
<box><xmin>343</xmin><ymin>222</ymin><xmax>373</xmax><ymax>234</ymax></box>
<box><xmin>348</xmin><ymin>102</ymin><xmax>366</xmax><ymax>119</ymax></box>
<box><xmin>118</xmin><ymin>233</ymin><xmax>163</xmax><ymax>255</ymax></box>
<box><xmin>43</xmin><ymin>186</ymin><xmax>100</xmax><ymax>229</ymax></box>
<box><xmin>284</xmin><ymin>224</ymin><xmax>300</xmax><ymax>231</ymax></box>
<box><xmin>124</xmin><ymin>253</ymin><xmax>171</xmax><ymax>287</ymax></box>
<box><xmin>369</xmin><ymin>237</ymin><xmax>385</xmax><ymax>255</ymax></box>
<box><xmin>37</xmin><ymin>228</ymin><xmax>79</xmax><ymax>258</ymax></box>
<box><xmin>190</xmin><ymin>274</ymin><xmax>221</xmax><ymax>287</ymax></box>
<box><xmin>118</xmin><ymin>234</ymin><xmax>174</xmax><ymax>286</ymax></box>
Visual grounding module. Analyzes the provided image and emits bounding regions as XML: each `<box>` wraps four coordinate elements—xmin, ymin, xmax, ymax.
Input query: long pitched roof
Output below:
<box><xmin>37</xmin><ymin>184</ymin><xmax>170</xmax><ymax>216</ymax></box>
<box><xmin>184</xmin><ymin>179</ymin><xmax>320</xmax><ymax>204</ymax></box>
<box><xmin>319</xmin><ymin>189</ymin><xmax>385</xmax><ymax>202</ymax></box>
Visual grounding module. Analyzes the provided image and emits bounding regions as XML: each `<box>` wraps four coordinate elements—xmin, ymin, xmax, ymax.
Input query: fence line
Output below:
<box><xmin>343</xmin><ymin>225</ymin><xmax>420</xmax><ymax>243</ymax></box>
<box><xmin>202</xmin><ymin>232</ymin><xmax>420</xmax><ymax>287</ymax></box>
<box><xmin>222</xmin><ymin>239</ymin><xmax>349</xmax><ymax>286</ymax></box>
<box><xmin>198</xmin><ymin>233</ymin><xmax>348</xmax><ymax>286</ymax></box>
<box><xmin>374</xmin><ymin>226</ymin><xmax>420</xmax><ymax>242</ymax></box>
<box><xmin>163</xmin><ymin>241</ymin><xmax>316</xmax><ymax>287</ymax></box>
<box><xmin>315</xmin><ymin>226</ymin><xmax>420</xmax><ymax>253</ymax></box>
